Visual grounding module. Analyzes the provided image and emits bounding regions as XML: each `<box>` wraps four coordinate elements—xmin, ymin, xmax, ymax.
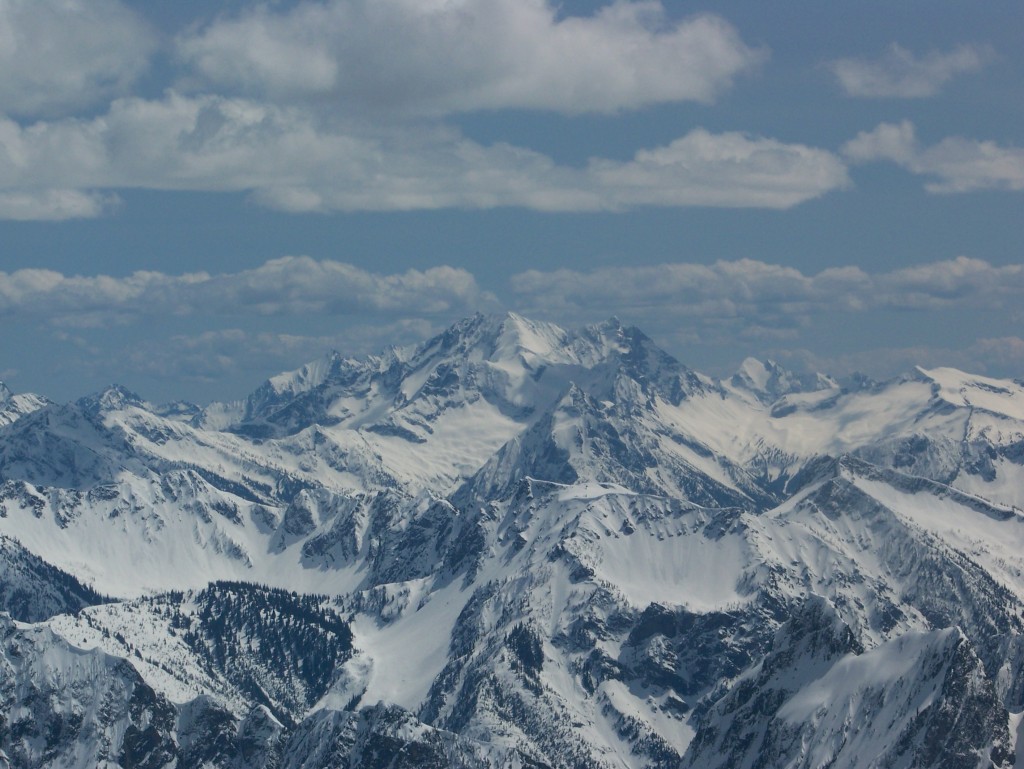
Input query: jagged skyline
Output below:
<box><xmin>0</xmin><ymin>1</ymin><xmax>1021</xmax><ymax>403</ymax></box>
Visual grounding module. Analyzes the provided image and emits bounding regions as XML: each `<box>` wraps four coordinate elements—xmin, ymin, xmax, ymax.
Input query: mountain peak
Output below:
<box><xmin>734</xmin><ymin>357</ymin><xmax>776</xmax><ymax>390</ymax></box>
<box><xmin>152</xmin><ymin>400</ymin><xmax>203</xmax><ymax>421</ymax></box>
<box><xmin>913</xmin><ymin>365</ymin><xmax>1024</xmax><ymax>420</ymax></box>
<box><xmin>0</xmin><ymin>383</ymin><xmax>50</xmax><ymax>428</ymax></box>
<box><xmin>265</xmin><ymin>350</ymin><xmax>346</xmax><ymax>398</ymax></box>
<box><xmin>489</xmin><ymin>312</ymin><xmax>570</xmax><ymax>366</ymax></box>
<box><xmin>597</xmin><ymin>315</ymin><xmax>624</xmax><ymax>334</ymax></box>
<box><xmin>731</xmin><ymin>357</ymin><xmax>836</xmax><ymax>404</ymax></box>
<box><xmin>428</xmin><ymin>312</ymin><xmax>571</xmax><ymax>370</ymax></box>
<box><xmin>77</xmin><ymin>384</ymin><xmax>146</xmax><ymax>414</ymax></box>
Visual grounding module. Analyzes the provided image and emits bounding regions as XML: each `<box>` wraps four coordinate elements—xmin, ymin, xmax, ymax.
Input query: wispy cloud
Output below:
<box><xmin>510</xmin><ymin>256</ymin><xmax>1024</xmax><ymax>339</ymax></box>
<box><xmin>776</xmin><ymin>337</ymin><xmax>1024</xmax><ymax>381</ymax></box>
<box><xmin>55</xmin><ymin>255</ymin><xmax>1024</xmax><ymax>390</ymax></box>
<box><xmin>0</xmin><ymin>189</ymin><xmax>119</xmax><ymax>221</ymax></box>
<box><xmin>844</xmin><ymin>120</ymin><xmax>1024</xmax><ymax>192</ymax></box>
<box><xmin>0</xmin><ymin>0</ymin><xmax>155</xmax><ymax>119</ymax></box>
<box><xmin>8</xmin><ymin>256</ymin><xmax>1022</xmax><ymax>395</ymax></box>
<box><xmin>0</xmin><ymin>94</ymin><xmax>848</xmax><ymax>218</ymax></box>
<box><xmin>177</xmin><ymin>1</ymin><xmax>766</xmax><ymax>115</ymax></box>
<box><xmin>508</xmin><ymin>256</ymin><xmax>1024</xmax><ymax>381</ymax></box>
<box><xmin>122</xmin><ymin>321</ymin><xmax>441</xmax><ymax>383</ymax></box>
<box><xmin>830</xmin><ymin>43</ymin><xmax>991</xmax><ymax>98</ymax></box>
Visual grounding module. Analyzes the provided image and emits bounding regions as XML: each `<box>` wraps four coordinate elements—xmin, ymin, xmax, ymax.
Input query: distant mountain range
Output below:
<box><xmin>1</xmin><ymin>312</ymin><xmax>1022</xmax><ymax>768</ymax></box>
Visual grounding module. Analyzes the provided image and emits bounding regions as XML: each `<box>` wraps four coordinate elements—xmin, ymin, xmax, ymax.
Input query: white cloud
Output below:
<box><xmin>0</xmin><ymin>93</ymin><xmax>848</xmax><ymax>218</ymax></box>
<box><xmin>915</xmin><ymin>138</ymin><xmax>1024</xmax><ymax>193</ymax></box>
<box><xmin>509</xmin><ymin>256</ymin><xmax>1024</xmax><ymax>382</ymax></box>
<box><xmin>842</xmin><ymin>120</ymin><xmax>917</xmax><ymax>164</ymax></box>
<box><xmin>844</xmin><ymin>121</ymin><xmax>1024</xmax><ymax>193</ymax></box>
<box><xmin>880</xmin><ymin>256</ymin><xmax>1024</xmax><ymax>307</ymax></box>
<box><xmin>0</xmin><ymin>257</ymin><xmax>498</xmax><ymax>325</ymax></box>
<box><xmin>0</xmin><ymin>189</ymin><xmax>118</xmax><ymax>220</ymax></box>
<box><xmin>0</xmin><ymin>0</ymin><xmax>155</xmax><ymax>119</ymax></box>
<box><xmin>177</xmin><ymin>0</ymin><xmax>765</xmax><ymax>115</ymax></box>
<box><xmin>589</xmin><ymin>130</ymin><xmax>849</xmax><ymax>209</ymax></box>
<box><xmin>830</xmin><ymin>43</ymin><xmax>991</xmax><ymax>98</ymax></box>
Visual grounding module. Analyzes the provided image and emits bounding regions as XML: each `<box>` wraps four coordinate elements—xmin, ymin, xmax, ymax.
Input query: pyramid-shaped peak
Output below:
<box><xmin>427</xmin><ymin>312</ymin><xmax>571</xmax><ymax>367</ymax></box>
<box><xmin>598</xmin><ymin>315</ymin><xmax>624</xmax><ymax>333</ymax></box>
<box><xmin>731</xmin><ymin>358</ymin><xmax>836</xmax><ymax>404</ymax></box>
<box><xmin>491</xmin><ymin>313</ymin><xmax>572</xmax><ymax>363</ymax></box>
<box><xmin>444</xmin><ymin>311</ymin><xmax>552</xmax><ymax>340</ymax></box>
<box><xmin>733</xmin><ymin>357</ymin><xmax>776</xmax><ymax>391</ymax></box>
<box><xmin>265</xmin><ymin>349</ymin><xmax>346</xmax><ymax>397</ymax></box>
<box><xmin>0</xmin><ymin>381</ymin><xmax>11</xmax><ymax>403</ymax></box>
<box><xmin>577</xmin><ymin>316</ymin><xmax>662</xmax><ymax>355</ymax></box>
<box><xmin>78</xmin><ymin>383</ymin><xmax>146</xmax><ymax>413</ymax></box>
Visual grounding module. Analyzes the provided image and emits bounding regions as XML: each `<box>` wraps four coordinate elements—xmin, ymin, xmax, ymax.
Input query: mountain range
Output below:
<box><xmin>1</xmin><ymin>312</ymin><xmax>1023</xmax><ymax>768</ymax></box>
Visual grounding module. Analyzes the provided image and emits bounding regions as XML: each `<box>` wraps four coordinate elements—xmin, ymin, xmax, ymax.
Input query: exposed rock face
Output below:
<box><xmin>0</xmin><ymin>615</ymin><xmax>180</xmax><ymax>769</ymax></box>
<box><xmin>0</xmin><ymin>536</ymin><xmax>107</xmax><ymax>623</ymax></box>
<box><xmin>684</xmin><ymin>600</ymin><xmax>1013</xmax><ymax>769</ymax></box>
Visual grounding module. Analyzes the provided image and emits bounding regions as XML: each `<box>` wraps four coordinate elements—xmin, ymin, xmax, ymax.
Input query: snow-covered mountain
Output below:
<box><xmin>0</xmin><ymin>381</ymin><xmax>48</xmax><ymax>429</ymax></box>
<box><xmin>1</xmin><ymin>313</ymin><xmax>1023</xmax><ymax>768</ymax></box>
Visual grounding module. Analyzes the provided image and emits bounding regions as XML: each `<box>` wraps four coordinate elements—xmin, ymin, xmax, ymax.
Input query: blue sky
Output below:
<box><xmin>1</xmin><ymin>0</ymin><xmax>1022</xmax><ymax>403</ymax></box>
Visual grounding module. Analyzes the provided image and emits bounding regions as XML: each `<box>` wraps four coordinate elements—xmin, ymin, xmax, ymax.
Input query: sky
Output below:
<box><xmin>0</xmin><ymin>0</ymin><xmax>1022</xmax><ymax>404</ymax></box>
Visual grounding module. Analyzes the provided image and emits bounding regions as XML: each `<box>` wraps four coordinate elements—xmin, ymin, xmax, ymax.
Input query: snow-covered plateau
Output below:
<box><xmin>1</xmin><ymin>312</ymin><xmax>1023</xmax><ymax>768</ymax></box>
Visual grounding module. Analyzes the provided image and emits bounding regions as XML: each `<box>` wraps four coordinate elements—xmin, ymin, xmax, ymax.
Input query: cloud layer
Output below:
<box><xmin>511</xmin><ymin>256</ymin><xmax>1024</xmax><ymax>338</ymax></box>
<box><xmin>0</xmin><ymin>257</ymin><xmax>497</xmax><ymax>325</ymax></box>
<box><xmin>0</xmin><ymin>94</ymin><xmax>848</xmax><ymax>217</ymax></box>
<box><xmin>508</xmin><ymin>257</ymin><xmax>1024</xmax><ymax>379</ymax></box>
<box><xmin>0</xmin><ymin>0</ymin><xmax>154</xmax><ymax>119</ymax></box>
<box><xmin>776</xmin><ymin>336</ymin><xmax>1024</xmax><ymax>382</ymax></box>
<box><xmin>0</xmin><ymin>189</ymin><xmax>118</xmax><ymax>221</ymax></box>
<box><xmin>844</xmin><ymin>121</ymin><xmax>1024</xmax><ymax>193</ymax></box>
<box><xmin>5</xmin><ymin>252</ymin><xmax>1019</xmax><ymax>339</ymax></box>
<box><xmin>177</xmin><ymin>0</ymin><xmax>765</xmax><ymax>114</ymax></box>
<box><xmin>7</xmin><ymin>255</ymin><xmax>1021</xmax><ymax>398</ymax></box>
<box><xmin>830</xmin><ymin>44</ymin><xmax>991</xmax><ymax>98</ymax></box>
<box><xmin>0</xmin><ymin>2</ymin><xmax>1010</xmax><ymax>218</ymax></box>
